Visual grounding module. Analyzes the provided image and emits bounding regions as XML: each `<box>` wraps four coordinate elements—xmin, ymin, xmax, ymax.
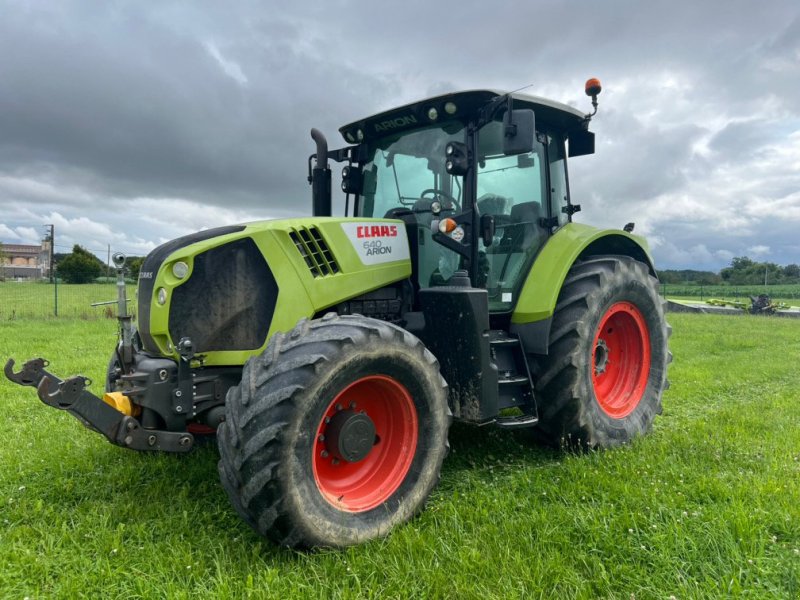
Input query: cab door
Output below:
<box><xmin>476</xmin><ymin>121</ymin><xmax>551</xmax><ymax>312</ymax></box>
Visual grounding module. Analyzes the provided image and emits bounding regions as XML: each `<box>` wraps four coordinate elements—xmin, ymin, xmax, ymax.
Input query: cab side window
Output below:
<box><xmin>548</xmin><ymin>134</ymin><xmax>570</xmax><ymax>228</ymax></box>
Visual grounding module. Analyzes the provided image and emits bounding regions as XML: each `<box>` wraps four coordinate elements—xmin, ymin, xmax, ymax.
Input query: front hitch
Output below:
<box><xmin>4</xmin><ymin>357</ymin><xmax>53</xmax><ymax>388</ymax></box>
<box><xmin>5</xmin><ymin>357</ymin><xmax>194</xmax><ymax>453</ymax></box>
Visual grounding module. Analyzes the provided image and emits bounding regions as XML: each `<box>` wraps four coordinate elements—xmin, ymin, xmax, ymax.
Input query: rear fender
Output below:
<box><xmin>511</xmin><ymin>223</ymin><xmax>655</xmax><ymax>353</ymax></box>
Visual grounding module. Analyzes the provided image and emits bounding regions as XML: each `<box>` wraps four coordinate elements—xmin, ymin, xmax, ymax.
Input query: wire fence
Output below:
<box><xmin>659</xmin><ymin>284</ymin><xmax>800</xmax><ymax>302</ymax></box>
<box><xmin>0</xmin><ymin>281</ymin><xmax>137</xmax><ymax>320</ymax></box>
<box><xmin>3</xmin><ymin>280</ymin><xmax>800</xmax><ymax>320</ymax></box>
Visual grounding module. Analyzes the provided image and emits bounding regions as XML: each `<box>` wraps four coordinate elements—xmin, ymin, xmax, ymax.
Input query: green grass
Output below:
<box><xmin>0</xmin><ymin>282</ymin><xmax>137</xmax><ymax>319</ymax></box>
<box><xmin>1</xmin><ymin>315</ymin><xmax>799</xmax><ymax>598</ymax></box>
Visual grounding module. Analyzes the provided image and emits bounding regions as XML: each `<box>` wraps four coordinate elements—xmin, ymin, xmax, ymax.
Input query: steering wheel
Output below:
<box><xmin>420</xmin><ymin>188</ymin><xmax>461</xmax><ymax>212</ymax></box>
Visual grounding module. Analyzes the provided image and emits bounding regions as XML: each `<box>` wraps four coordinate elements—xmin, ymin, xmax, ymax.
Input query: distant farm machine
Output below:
<box><xmin>705</xmin><ymin>294</ymin><xmax>789</xmax><ymax>315</ymax></box>
<box><xmin>6</xmin><ymin>79</ymin><xmax>670</xmax><ymax>548</ymax></box>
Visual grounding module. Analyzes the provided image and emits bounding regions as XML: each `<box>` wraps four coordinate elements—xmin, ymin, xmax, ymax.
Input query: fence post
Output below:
<box><xmin>54</xmin><ymin>277</ymin><xmax>58</xmax><ymax>317</ymax></box>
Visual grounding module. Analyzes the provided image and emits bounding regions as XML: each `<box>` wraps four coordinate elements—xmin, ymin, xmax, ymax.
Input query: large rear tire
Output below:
<box><xmin>530</xmin><ymin>256</ymin><xmax>670</xmax><ymax>448</ymax></box>
<box><xmin>217</xmin><ymin>314</ymin><xmax>451</xmax><ymax>548</ymax></box>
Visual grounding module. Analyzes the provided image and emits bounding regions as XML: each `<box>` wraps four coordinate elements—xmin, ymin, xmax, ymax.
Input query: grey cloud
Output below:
<box><xmin>0</xmin><ymin>2</ymin><xmax>400</xmax><ymax>212</ymax></box>
<box><xmin>709</xmin><ymin>120</ymin><xmax>787</xmax><ymax>160</ymax></box>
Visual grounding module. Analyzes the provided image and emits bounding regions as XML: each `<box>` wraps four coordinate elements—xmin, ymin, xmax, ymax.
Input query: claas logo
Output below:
<box><xmin>356</xmin><ymin>225</ymin><xmax>398</xmax><ymax>239</ymax></box>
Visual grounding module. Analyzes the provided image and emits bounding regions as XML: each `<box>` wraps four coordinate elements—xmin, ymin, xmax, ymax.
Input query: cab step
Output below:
<box><xmin>494</xmin><ymin>413</ymin><xmax>540</xmax><ymax>429</ymax></box>
<box><xmin>488</xmin><ymin>330</ymin><xmax>538</xmax><ymax>425</ymax></box>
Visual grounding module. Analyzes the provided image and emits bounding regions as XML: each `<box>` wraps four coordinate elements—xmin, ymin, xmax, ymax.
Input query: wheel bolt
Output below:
<box><xmin>324</xmin><ymin>417</ymin><xmax>331</xmax><ymax>424</ymax></box>
<box><xmin>321</xmin><ymin>450</ymin><xmax>329</xmax><ymax>458</ymax></box>
<box><xmin>318</xmin><ymin>434</ymin><xmax>325</xmax><ymax>442</ymax></box>
<box><xmin>332</xmin><ymin>458</ymin><xmax>340</xmax><ymax>466</ymax></box>
<box><xmin>335</xmin><ymin>403</ymin><xmax>343</xmax><ymax>411</ymax></box>
<box><xmin>349</xmin><ymin>402</ymin><xmax>357</xmax><ymax>409</ymax></box>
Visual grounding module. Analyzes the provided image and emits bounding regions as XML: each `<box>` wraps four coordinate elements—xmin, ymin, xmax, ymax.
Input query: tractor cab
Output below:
<box><xmin>309</xmin><ymin>89</ymin><xmax>595</xmax><ymax>312</ymax></box>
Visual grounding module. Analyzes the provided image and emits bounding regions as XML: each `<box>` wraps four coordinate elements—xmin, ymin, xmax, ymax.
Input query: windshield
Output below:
<box><xmin>358</xmin><ymin>122</ymin><xmax>466</xmax><ymax>219</ymax></box>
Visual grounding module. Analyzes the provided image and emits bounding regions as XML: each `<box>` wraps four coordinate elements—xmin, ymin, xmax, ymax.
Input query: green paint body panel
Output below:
<box><xmin>511</xmin><ymin>223</ymin><xmax>653</xmax><ymax>324</ymax></box>
<box><xmin>144</xmin><ymin>217</ymin><xmax>410</xmax><ymax>366</ymax></box>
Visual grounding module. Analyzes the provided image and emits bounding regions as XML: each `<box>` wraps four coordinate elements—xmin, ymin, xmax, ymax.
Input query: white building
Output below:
<box><xmin>0</xmin><ymin>241</ymin><xmax>51</xmax><ymax>280</ymax></box>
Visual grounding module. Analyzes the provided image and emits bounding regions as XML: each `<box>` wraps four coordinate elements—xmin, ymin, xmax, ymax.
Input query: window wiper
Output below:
<box><xmin>387</xmin><ymin>151</ymin><xmax>403</xmax><ymax>205</ymax></box>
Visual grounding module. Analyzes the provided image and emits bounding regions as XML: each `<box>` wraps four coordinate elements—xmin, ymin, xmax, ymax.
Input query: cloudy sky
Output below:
<box><xmin>1</xmin><ymin>0</ymin><xmax>798</xmax><ymax>270</ymax></box>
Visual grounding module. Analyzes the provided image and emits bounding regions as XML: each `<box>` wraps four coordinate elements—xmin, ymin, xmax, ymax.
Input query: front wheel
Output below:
<box><xmin>217</xmin><ymin>314</ymin><xmax>451</xmax><ymax>548</ymax></box>
<box><xmin>530</xmin><ymin>256</ymin><xmax>671</xmax><ymax>448</ymax></box>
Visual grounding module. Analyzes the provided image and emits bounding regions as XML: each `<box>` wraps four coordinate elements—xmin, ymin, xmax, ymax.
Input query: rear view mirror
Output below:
<box><xmin>480</xmin><ymin>214</ymin><xmax>496</xmax><ymax>247</ymax></box>
<box><xmin>503</xmin><ymin>109</ymin><xmax>535</xmax><ymax>156</ymax></box>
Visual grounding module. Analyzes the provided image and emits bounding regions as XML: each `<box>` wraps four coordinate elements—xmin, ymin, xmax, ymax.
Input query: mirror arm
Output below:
<box><xmin>503</xmin><ymin>95</ymin><xmax>517</xmax><ymax>138</ymax></box>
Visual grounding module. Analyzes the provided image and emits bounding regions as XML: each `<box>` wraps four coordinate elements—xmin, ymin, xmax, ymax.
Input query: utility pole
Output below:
<box><xmin>43</xmin><ymin>224</ymin><xmax>54</xmax><ymax>283</ymax></box>
<box><xmin>107</xmin><ymin>243</ymin><xmax>111</xmax><ymax>280</ymax></box>
<box><xmin>43</xmin><ymin>223</ymin><xmax>56</xmax><ymax>316</ymax></box>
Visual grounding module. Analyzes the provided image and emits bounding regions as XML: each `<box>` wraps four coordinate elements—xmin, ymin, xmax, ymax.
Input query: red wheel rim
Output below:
<box><xmin>312</xmin><ymin>375</ymin><xmax>418</xmax><ymax>512</ymax></box>
<box><xmin>592</xmin><ymin>301</ymin><xmax>651</xmax><ymax>418</ymax></box>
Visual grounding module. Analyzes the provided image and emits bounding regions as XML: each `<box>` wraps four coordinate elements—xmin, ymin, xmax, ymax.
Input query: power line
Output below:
<box><xmin>53</xmin><ymin>243</ymin><xmax>151</xmax><ymax>256</ymax></box>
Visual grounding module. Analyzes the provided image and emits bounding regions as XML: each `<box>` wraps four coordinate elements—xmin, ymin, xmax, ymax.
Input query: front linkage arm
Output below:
<box><xmin>5</xmin><ymin>358</ymin><xmax>194</xmax><ymax>453</ymax></box>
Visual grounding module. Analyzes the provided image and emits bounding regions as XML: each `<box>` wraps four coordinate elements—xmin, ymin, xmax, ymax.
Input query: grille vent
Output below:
<box><xmin>290</xmin><ymin>227</ymin><xmax>340</xmax><ymax>277</ymax></box>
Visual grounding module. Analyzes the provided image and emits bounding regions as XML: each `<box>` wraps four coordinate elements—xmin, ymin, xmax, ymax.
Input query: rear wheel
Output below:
<box><xmin>530</xmin><ymin>256</ymin><xmax>670</xmax><ymax>448</ymax></box>
<box><xmin>217</xmin><ymin>314</ymin><xmax>450</xmax><ymax>548</ymax></box>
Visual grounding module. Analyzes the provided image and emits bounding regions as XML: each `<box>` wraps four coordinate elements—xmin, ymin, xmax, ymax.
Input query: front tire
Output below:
<box><xmin>217</xmin><ymin>314</ymin><xmax>451</xmax><ymax>548</ymax></box>
<box><xmin>531</xmin><ymin>256</ymin><xmax>670</xmax><ymax>448</ymax></box>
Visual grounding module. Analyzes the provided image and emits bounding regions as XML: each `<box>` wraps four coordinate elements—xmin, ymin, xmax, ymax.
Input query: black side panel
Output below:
<box><xmin>509</xmin><ymin>317</ymin><xmax>552</xmax><ymax>356</ymax></box>
<box><xmin>169</xmin><ymin>238</ymin><xmax>278</xmax><ymax>353</ymax></box>
<box><xmin>416</xmin><ymin>287</ymin><xmax>498</xmax><ymax>422</ymax></box>
<box><xmin>383</xmin><ymin>208</ymin><xmax>422</xmax><ymax>301</ymax></box>
<box><xmin>139</xmin><ymin>225</ymin><xmax>246</xmax><ymax>353</ymax></box>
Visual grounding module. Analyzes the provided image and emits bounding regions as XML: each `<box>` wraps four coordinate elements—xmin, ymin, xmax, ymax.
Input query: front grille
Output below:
<box><xmin>290</xmin><ymin>227</ymin><xmax>339</xmax><ymax>277</ymax></box>
<box><xmin>168</xmin><ymin>238</ymin><xmax>278</xmax><ymax>353</ymax></box>
<box><xmin>138</xmin><ymin>224</ymin><xmax>246</xmax><ymax>354</ymax></box>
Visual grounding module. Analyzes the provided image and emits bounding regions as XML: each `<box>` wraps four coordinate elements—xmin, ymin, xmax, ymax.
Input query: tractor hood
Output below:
<box><xmin>137</xmin><ymin>218</ymin><xmax>411</xmax><ymax>366</ymax></box>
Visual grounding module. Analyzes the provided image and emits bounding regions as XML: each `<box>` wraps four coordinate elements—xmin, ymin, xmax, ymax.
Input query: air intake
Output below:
<box><xmin>290</xmin><ymin>227</ymin><xmax>339</xmax><ymax>277</ymax></box>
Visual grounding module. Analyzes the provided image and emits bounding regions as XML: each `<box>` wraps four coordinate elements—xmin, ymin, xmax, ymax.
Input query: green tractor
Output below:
<box><xmin>6</xmin><ymin>79</ymin><xmax>670</xmax><ymax>548</ymax></box>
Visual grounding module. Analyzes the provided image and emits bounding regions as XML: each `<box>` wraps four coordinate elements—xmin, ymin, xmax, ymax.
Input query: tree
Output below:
<box><xmin>56</xmin><ymin>245</ymin><xmax>104</xmax><ymax>283</ymax></box>
<box><xmin>721</xmin><ymin>256</ymin><xmax>756</xmax><ymax>284</ymax></box>
<box><xmin>731</xmin><ymin>256</ymin><xmax>755</xmax><ymax>270</ymax></box>
<box><xmin>126</xmin><ymin>256</ymin><xmax>144</xmax><ymax>280</ymax></box>
<box><xmin>783</xmin><ymin>264</ymin><xmax>800</xmax><ymax>282</ymax></box>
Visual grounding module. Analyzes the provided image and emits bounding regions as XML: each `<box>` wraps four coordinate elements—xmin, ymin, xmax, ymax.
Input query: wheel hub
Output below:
<box><xmin>594</xmin><ymin>338</ymin><xmax>609</xmax><ymax>375</ymax></box>
<box><xmin>325</xmin><ymin>409</ymin><xmax>376</xmax><ymax>463</ymax></box>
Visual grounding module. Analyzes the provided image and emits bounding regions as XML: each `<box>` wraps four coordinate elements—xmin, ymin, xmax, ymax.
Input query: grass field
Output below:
<box><xmin>1</xmin><ymin>314</ymin><xmax>799</xmax><ymax>598</ymax></box>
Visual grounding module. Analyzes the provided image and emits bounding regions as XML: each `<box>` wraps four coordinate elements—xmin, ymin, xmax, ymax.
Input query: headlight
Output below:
<box><xmin>157</xmin><ymin>287</ymin><xmax>168</xmax><ymax>305</ymax></box>
<box><xmin>172</xmin><ymin>261</ymin><xmax>189</xmax><ymax>279</ymax></box>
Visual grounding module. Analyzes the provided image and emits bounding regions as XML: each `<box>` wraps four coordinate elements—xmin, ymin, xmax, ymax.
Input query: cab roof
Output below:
<box><xmin>339</xmin><ymin>89</ymin><xmax>588</xmax><ymax>144</ymax></box>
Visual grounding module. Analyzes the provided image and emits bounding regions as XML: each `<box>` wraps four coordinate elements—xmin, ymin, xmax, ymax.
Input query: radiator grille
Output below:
<box><xmin>290</xmin><ymin>227</ymin><xmax>339</xmax><ymax>277</ymax></box>
<box><xmin>168</xmin><ymin>237</ymin><xmax>277</xmax><ymax>352</ymax></box>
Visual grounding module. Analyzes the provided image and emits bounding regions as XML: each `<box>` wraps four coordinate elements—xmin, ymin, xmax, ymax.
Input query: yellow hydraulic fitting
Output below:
<box><xmin>102</xmin><ymin>392</ymin><xmax>140</xmax><ymax>417</ymax></box>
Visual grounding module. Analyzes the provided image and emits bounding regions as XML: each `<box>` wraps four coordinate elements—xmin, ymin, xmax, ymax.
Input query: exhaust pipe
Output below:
<box><xmin>310</xmin><ymin>128</ymin><xmax>332</xmax><ymax>217</ymax></box>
